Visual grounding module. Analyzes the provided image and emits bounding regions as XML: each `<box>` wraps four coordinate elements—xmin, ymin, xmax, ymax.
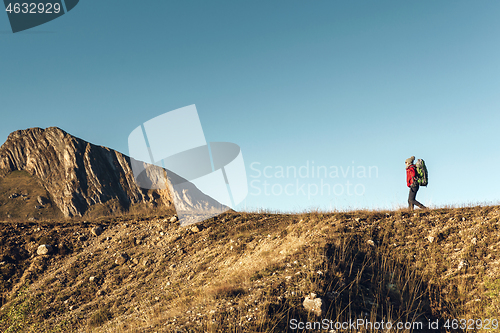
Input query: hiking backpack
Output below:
<box><xmin>415</xmin><ymin>159</ymin><xmax>428</xmax><ymax>186</ymax></box>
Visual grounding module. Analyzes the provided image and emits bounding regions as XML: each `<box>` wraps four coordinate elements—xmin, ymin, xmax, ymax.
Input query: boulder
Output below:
<box><xmin>303</xmin><ymin>293</ymin><xmax>323</xmax><ymax>316</ymax></box>
<box><xmin>37</xmin><ymin>244</ymin><xmax>53</xmax><ymax>255</ymax></box>
<box><xmin>37</xmin><ymin>196</ymin><xmax>49</xmax><ymax>205</ymax></box>
<box><xmin>115</xmin><ymin>253</ymin><xmax>129</xmax><ymax>265</ymax></box>
<box><xmin>91</xmin><ymin>226</ymin><xmax>103</xmax><ymax>237</ymax></box>
<box><xmin>190</xmin><ymin>225</ymin><xmax>201</xmax><ymax>233</ymax></box>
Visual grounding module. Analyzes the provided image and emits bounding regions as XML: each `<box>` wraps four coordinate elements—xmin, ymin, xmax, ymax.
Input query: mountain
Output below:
<box><xmin>0</xmin><ymin>127</ymin><xmax>225</xmax><ymax>219</ymax></box>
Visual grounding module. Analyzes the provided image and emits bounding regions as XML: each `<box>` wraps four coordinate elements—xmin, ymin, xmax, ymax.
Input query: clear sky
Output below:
<box><xmin>1</xmin><ymin>1</ymin><xmax>499</xmax><ymax>212</ymax></box>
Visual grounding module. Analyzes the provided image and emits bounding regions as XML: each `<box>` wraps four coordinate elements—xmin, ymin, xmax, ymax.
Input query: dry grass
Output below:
<box><xmin>1</xmin><ymin>205</ymin><xmax>500</xmax><ymax>332</ymax></box>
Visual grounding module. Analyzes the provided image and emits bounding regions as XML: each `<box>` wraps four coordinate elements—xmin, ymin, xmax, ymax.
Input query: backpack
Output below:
<box><xmin>415</xmin><ymin>159</ymin><xmax>428</xmax><ymax>186</ymax></box>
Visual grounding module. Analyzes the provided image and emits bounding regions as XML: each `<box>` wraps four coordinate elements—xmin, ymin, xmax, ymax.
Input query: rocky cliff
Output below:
<box><xmin>0</xmin><ymin>127</ymin><xmax>220</xmax><ymax>218</ymax></box>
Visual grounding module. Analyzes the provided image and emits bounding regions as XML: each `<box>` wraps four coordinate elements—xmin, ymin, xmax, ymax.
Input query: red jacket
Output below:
<box><xmin>406</xmin><ymin>165</ymin><xmax>416</xmax><ymax>187</ymax></box>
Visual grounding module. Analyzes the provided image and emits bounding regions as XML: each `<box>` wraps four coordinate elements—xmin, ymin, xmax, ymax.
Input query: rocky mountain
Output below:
<box><xmin>0</xmin><ymin>127</ymin><xmax>224</xmax><ymax>219</ymax></box>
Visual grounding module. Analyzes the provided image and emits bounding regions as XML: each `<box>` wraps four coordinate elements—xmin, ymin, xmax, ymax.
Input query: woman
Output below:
<box><xmin>406</xmin><ymin>156</ymin><xmax>426</xmax><ymax>210</ymax></box>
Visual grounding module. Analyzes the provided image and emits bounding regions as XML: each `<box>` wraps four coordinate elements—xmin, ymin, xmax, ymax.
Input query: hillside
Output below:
<box><xmin>1</xmin><ymin>205</ymin><xmax>499</xmax><ymax>332</ymax></box>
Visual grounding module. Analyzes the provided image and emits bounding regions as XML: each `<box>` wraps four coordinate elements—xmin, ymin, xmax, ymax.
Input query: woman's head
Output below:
<box><xmin>405</xmin><ymin>156</ymin><xmax>415</xmax><ymax>166</ymax></box>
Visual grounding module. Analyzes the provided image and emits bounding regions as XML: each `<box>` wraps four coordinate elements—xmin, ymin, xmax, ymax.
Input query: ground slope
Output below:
<box><xmin>0</xmin><ymin>205</ymin><xmax>499</xmax><ymax>332</ymax></box>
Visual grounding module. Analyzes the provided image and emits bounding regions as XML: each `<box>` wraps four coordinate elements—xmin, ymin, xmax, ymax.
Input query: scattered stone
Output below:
<box><xmin>366</xmin><ymin>240</ymin><xmax>375</xmax><ymax>247</ymax></box>
<box><xmin>28</xmin><ymin>217</ymin><xmax>37</xmax><ymax>221</ymax></box>
<box><xmin>34</xmin><ymin>205</ymin><xmax>43</xmax><ymax>210</ymax></box>
<box><xmin>89</xmin><ymin>276</ymin><xmax>95</xmax><ymax>282</ymax></box>
<box><xmin>132</xmin><ymin>258</ymin><xmax>139</xmax><ymax>265</ymax></box>
<box><xmin>37</xmin><ymin>196</ymin><xmax>49</xmax><ymax>205</ymax></box>
<box><xmin>427</xmin><ymin>236</ymin><xmax>435</xmax><ymax>243</ymax></box>
<box><xmin>37</xmin><ymin>244</ymin><xmax>53</xmax><ymax>255</ymax></box>
<box><xmin>9</xmin><ymin>193</ymin><xmax>20</xmax><ymax>199</ymax></box>
<box><xmin>303</xmin><ymin>293</ymin><xmax>323</xmax><ymax>316</ymax></box>
<box><xmin>170</xmin><ymin>215</ymin><xmax>179</xmax><ymax>223</ymax></box>
<box><xmin>191</xmin><ymin>225</ymin><xmax>201</xmax><ymax>233</ymax></box>
<box><xmin>135</xmin><ymin>238</ymin><xmax>142</xmax><ymax>245</ymax></box>
<box><xmin>91</xmin><ymin>226</ymin><xmax>103</xmax><ymax>237</ymax></box>
<box><xmin>471</xmin><ymin>237</ymin><xmax>477</xmax><ymax>245</ymax></box>
<box><xmin>96</xmin><ymin>290</ymin><xmax>104</xmax><ymax>296</ymax></box>
<box><xmin>115</xmin><ymin>253</ymin><xmax>129</xmax><ymax>265</ymax></box>
<box><xmin>142</xmin><ymin>258</ymin><xmax>152</xmax><ymax>267</ymax></box>
<box><xmin>458</xmin><ymin>259</ymin><xmax>469</xmax><ymax>271</ymax></box>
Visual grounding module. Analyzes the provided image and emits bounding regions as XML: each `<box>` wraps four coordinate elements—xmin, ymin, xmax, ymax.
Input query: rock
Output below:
<box><xmin>34</xmin><ymin>205</ymin><xmax>43</xmax><ymax>210</ymax></box>
<box><xmin>37</xmin><ymin>196</ymin><xmax>49</xmax><ymax>205</ymax></box>
<box><xmin>132</xmin><ymin>258</ymin><xmax>139</xmax><ymax>265</ymax></box>
<box><xmin>458</xmin><ymin>259</ymin><xmax>469</xmax><ymax>271</ymax></box>
<box><xmin>303</xmin><ymin>293</ymin><xmax>323</xmax><ymax>316</ymax></box>
<box><xmin>91</xmin><ymin>226</ymin><xmax>103</xmax><ymax>237</ymax></box>
<box><xmin>89</xmin><ymin>276</ymin><xmax>95</xmax><ymax>282</ymax></box>
<box><xmin>427</xmin><ymin>236</ymin><xmax>435</xmax><ymax>243</ymax></box>
<box><xmin>366</xmin><ymin>240</ymin><xmax>375</xmax><ymax>247</ymax></box>
<box><xmin>170</xmin><ymin>215</ymin><xmax>179</xmax><ymax>223</ymax></box>
<box><xmin>37</xmin><ymin>244</ymin><xmax>53</xmax><ymax>255</ymax></box>
<box><xmin>115</xmin><ymin>253</ymin><xmax>129</xmax><ymax>265</ymax></box>
<box><xmin>142</xmin><ymin>258</ymin><xmax>152</xmax><ymax>267</ymax></box>
<box><xmin>190</xmin><ymin>225</ymin><xmax>201</xmax><ymax>233</ymax></box>
<box><xmin>28</xmin><ymin>217</ymin><xmax>37</xmax><ymax>221</ymax></box>
<box><xmin>471</xmin><ymin>237</ymin><xmax>477</xmax><ymax>245</ymax></box>
<box><xmin>9</xmin><ymin>193</ymin><xmax>20</xmax><ymax>199</ymax></box>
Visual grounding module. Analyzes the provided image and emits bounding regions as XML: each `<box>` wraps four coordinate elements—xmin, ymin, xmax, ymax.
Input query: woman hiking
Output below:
<box><xmin>406</xmin><ymin>156</ymin><xmax>426</xmax><ymax>210</ymax></box>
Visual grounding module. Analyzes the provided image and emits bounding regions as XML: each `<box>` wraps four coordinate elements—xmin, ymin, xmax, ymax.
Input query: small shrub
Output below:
<box><xmin>88</xmin><ymin>307</ymin><xmax>112</xmax><ymax>327</ymax></box>
<box><xmin>208</xmin><ymin>284</ymin><xmax>245</xmax><ymax>299</ymax></box>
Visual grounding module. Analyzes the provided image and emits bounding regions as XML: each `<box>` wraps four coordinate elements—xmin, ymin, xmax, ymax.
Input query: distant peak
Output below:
<box><xmin>5</xmin><ymin>127</ymin><xmax>70</xmax><ymax>143</ymax></box>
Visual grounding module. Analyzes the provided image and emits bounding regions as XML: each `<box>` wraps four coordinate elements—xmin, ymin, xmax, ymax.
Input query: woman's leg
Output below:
<box><xmin>408</xmin><ymin>185</ymin><xmax>426</xmax><ymax>210</ymax></box>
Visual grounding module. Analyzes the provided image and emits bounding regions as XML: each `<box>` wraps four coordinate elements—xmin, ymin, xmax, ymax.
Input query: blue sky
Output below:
<box><xmin>1</xmin><ymin>1</ymin><xmax>499</xmax><ymax>212</ymax></box>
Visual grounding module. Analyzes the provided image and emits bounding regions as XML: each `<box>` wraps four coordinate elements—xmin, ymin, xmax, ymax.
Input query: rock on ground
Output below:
<box><xmin>37</xmin><ymin>244</ymin><xmax>53</xmax><ymax>255</ymax></box>
<box><xmin>303</xmin><ymin>293</ymin><xmax>323</xmax><ymax>316</ymax></box>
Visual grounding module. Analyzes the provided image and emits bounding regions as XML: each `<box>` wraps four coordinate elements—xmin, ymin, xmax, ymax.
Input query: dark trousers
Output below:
<box><xmin>408</xmin><ymin>184</ymin><xmax>426</xmax><ymax>210</ymax></box>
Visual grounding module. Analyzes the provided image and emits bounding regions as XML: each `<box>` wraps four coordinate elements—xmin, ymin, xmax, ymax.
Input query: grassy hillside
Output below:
<box><xmin>0</xmin><ymin>170</ymin><xmax>63</xmax><ymax>220</ymax></box>
<box><xmin>1</xmin><ymin>205</ymin><xmax>500</xmax><ymax>332</ymax></box>
<box><xmin>0</xmin><ymin>170</ymin><xmax>173</xmax><ymax>220</ymax></box>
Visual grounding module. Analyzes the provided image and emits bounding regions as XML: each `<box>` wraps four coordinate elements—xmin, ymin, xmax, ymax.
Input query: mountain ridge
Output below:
<box><xmin>0</xmin><ymin>127</ymin><xmax>224</xmax><ymax>219</ymax></box>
